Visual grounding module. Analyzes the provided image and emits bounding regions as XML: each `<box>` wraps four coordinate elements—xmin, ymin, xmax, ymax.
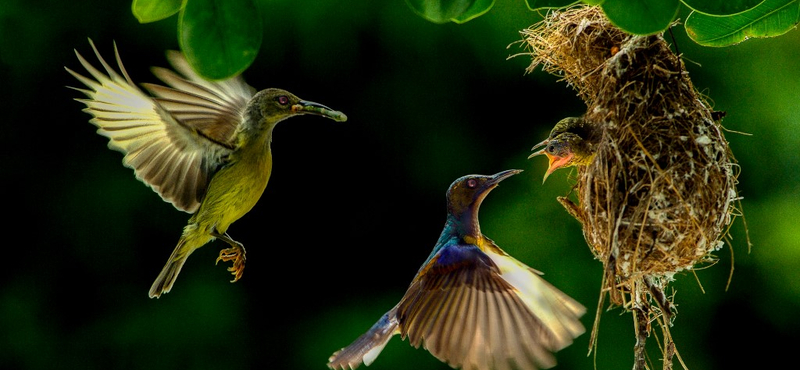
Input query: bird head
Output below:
<box><xmin>528</xmin><ymin>116</ymin><xmax>596</xmax><ymax>183</ymax></box>
<box><xmin>245</xmin><ymin>88</ymin><xmax>347</xmax><ymax>133</ymax></box>
<box><xmin>446</xmin><ymin>169</ymin><xmax>522</xmax><ymax>237</ymax></box>
<box><xmin>547</xmin><ymin>116</ymin><xmax>585</xmax><ymax>138</ymax></box>
<box><xmin>528</xmin><ymin>132</ymin><xmax>584</xmax><ymax>182</ymax></box>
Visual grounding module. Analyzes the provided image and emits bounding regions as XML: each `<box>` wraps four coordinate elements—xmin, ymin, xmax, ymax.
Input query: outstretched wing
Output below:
<box><xmin>143</xmin><ymin>49</ymin><xmax>256</xmax><ymax>147</ymax></box>
<box><xmin>66</xmin><ymin>39</ymin><xmax>253</xmax><ymax>213</ymax></box>
<box><xmin>482</xmin><ymin>237</ymin><xmax>586</xmax><ymax>350</ymax></box>
<box><xmin>396</xmin><ymin>241</ymin><xmax>585</xmax><ymax>370</ymax></box>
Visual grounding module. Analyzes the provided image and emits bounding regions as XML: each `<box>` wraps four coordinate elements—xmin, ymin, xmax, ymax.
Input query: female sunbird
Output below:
<box><xmin>66</xmin><ymin>39</ymin><xmax>347</xmax><ymax>298</ymax></box>
<box><xmin>529</xmin><ymin>117</ymin><xmax>597</xmax><ymax>182</ymax></box>
<box><xmin>328</xmin><ymin>169</ymin><xmax>585</xmax><ymax>370</ymax></box>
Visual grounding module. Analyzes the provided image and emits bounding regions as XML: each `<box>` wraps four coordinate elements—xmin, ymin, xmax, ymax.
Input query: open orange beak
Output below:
<box><xmin>529</xmin><ymin>141</ymin><xmax>573</xmax><ymax>183</ymax></box>
<box><xmin>542</xmin><ymin>152</ymin><xmax>574</xmax><ymax>183</ymax></box>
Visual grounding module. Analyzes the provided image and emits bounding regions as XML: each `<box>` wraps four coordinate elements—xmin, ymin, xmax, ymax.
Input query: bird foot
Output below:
<box><xmin>215</xmin><ymin>244</ymin><xmax>246</xmax><ymax>282</ymax></box>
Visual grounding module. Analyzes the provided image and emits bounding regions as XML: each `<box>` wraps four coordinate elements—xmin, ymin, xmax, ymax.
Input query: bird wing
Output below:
<box><xmin>142</xmin><ymin>49</ymin><xmax>256</xmax><ymax>147</ymax></box>
<box><xmin>395</xmin><ymin>241</ymin><xmax>585</xmax><ymax>370</ymax></box>
<box><xmin>482</xmin><ymin>237</ymin><xmax>586</xmax><ymax>349</ymax></box>
<box><xmin>66</xmin><ymin>39</ymin><xmax>251</xmax><ymax>213</ymax></box>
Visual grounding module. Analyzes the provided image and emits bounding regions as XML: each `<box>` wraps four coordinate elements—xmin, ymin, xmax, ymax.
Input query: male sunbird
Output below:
<box><xmin>529</xmin><ymin>117</ymin><xmax>597</xmax><ymax>182</ymax></box>
<box><xmin>328</xmin><ymin>169</ymin><xmax>585</xmax><ymax>370</ymax></box>
<box><xmin>66</xmin><ymin>39</ymin><xmax>347</xmax><ymax>298</ymax></box>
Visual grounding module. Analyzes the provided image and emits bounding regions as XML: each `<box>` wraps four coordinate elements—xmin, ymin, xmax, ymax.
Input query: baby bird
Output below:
<box><xmin>328</xmin><ymin>169</ymin><xmax>585</xmax><ymax>370</ymax></box>
<box><xmin>529</xmin><ymin>117</ymin><xmax>597</xmax><ymax>182</ymax></box>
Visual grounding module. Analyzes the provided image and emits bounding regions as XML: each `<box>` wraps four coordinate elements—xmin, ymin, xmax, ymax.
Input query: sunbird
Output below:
<box><xmin>529</xmin><ymin>117</ymin><xmax>597</xmax><ymax>183</ymax></box>
<box><xmin>66</xmin><ymin>39</ymin><xmax>347</xmax><ymax>298</ymax></box>
<box><xmin>328</xmin><ymin>169</ymin><xmax>585</xmax><ymax>370</ymax></box>
<box><xmin>528</xmin><ymin>117</ymin><xmax>598</xmax><ymax>183</ymax></box>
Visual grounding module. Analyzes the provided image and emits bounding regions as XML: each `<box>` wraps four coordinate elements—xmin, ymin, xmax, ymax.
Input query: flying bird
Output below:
<box><xmin>66</xmin><ymin>39</ymin><xmax>347</xmax><ymax>298</ymax></box>
<box><xmin>328</xmin><ymin>169</ymin><xmax>585</xmax><ymax>370</ymax></box>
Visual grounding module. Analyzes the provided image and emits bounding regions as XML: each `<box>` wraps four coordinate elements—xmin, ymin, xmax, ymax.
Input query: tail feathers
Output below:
<box><xmin>328</xmin><ymin>311</ymin><xmax>400</xmax><ymax>370</ymax></box>
<box><xmin>148</xmin><ymin>237</ymin><xmax>197</xmax><ymax>298</ymax></box>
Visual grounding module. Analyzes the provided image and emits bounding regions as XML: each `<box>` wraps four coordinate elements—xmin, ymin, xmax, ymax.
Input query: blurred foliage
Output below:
<box><xmin>405</xmin><ymin>0</ymin><xmax>496</xmax><ymax>23</ymax></box>
<box><xmin>134</xmin><ymin>0</ymin><xmax>798</xmax><ymax>80</ymax></box>
<box><xmin>682</xmin><ymin>0</ymin><xmax>766</xmax><ymax>14</ymax></box>
<box><xmin>599</xmin><ymin>0</ymin><xmax>681</xmax><ymax>35</ymax></box>
<box><xmin>132</xmin><ymin>0</ymin><xmax>182</xmax><ymax>23</ymax></box>
<box><xmin>526</xmin><ymin>0</ymin><xmax>797</xmax><ymax>43</ymax></box>
<box><xmin>178</xmin><ymin>0</ymin><xmax>262</xmax><ymax>80</ymax></box>
<box><xmin>686</xmin><ymin>0</ymin><xmax>800</xmax><ymax>46</ymax></box>
<box><xmin>133</xmin><ymin>0</ymin><xmax>262</xmax><ymax>79</ymax></box>
<box><xmin>0</xmin><ymin>0</ymin><xmax>798</xmax><ymax>370</ymax></box>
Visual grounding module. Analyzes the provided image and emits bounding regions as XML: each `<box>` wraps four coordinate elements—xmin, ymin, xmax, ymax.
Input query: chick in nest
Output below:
<box><xmin>528</xmin><ymin>116</ymin><xmax>599</xmax><ymax>182</ymax></box>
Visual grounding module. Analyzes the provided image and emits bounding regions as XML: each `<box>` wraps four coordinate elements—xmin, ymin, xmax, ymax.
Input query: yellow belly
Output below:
<box><xmin>190</xmin><ymin>146</ymin><xmax>273</xmax><ymax>234</ymax></box>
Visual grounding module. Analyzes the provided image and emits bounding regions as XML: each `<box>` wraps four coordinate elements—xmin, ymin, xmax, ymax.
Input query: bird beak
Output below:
<box><xmin>487</xmin><ymin>169</ymin><xmax>523</xmax><ymax>187</ymax></box>
<box><xmin>528</xmin><ymin>147</ymin><xmax>546</xmax><ymax>160</ymax></box>
<box><xmin>528</xmin><ymin>139</ymin><xmax>553</xmax><ymax>183</ymax></box>
<box><xmin>292</xmin><ymin>100</ymin><xmax>348</xmax><ymax>122</ymax></box>
<box><xmin>474</xmin><ymin>169</ymin><xmax>522</xmax><ymax>207</ymax></box>
<box><xmin>528</xmin><ymin>138</ymin><xmax>549</xmax><ymax>158</ymax></box>
<box><xmin>528</xmin><ymin>138</ymin><xmax>572</xmax><ymax>183</ymax></box>
<box><xmin>542</xmin><ymin>152</ymin><xmax>574</xmax><ymax>183</ymax></box>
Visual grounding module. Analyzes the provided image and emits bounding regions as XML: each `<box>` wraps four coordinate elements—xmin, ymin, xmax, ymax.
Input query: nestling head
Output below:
<box><xmin>529</xmin><ymin>116</ymin><xmax>596</xmax><ymax>182</ymax></box>
<box><xmin>529</xmin><ymin>132</ymin><xmax>592</xmax><ymax>182</ymax></box>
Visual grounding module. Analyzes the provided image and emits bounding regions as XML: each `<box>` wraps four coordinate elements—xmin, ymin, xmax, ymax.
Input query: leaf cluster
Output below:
<box><xmin>132</xmin><ymin>0</ymin><xmax>262</xmax><ymax>80</ymax></box>
<box><xmin>131</xmin><ymin>0</ymin><xmax>799</xmax><ymax>81</ymax></box>
<box><xmin>528</xmin><ymin>0</ymin><xmax>799</xmax><ymax>46</ymax></box>
<box><xmin>428</xmin><ymin>0</ymin><xmax>799</xmax><ymax>45</ymax></box>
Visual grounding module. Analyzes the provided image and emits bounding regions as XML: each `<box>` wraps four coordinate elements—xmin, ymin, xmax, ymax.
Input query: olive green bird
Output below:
<box><xmin>529</xmin><ymin>117</ymin><xmax>598</xmax><ymax>182</ymax></box>
<box><xmin>66</xmin><ymin>39</ymin><xmax>347</xmax><ymax>298</ymax></box>
<box><xmin>328</xmin><ymin>170</ymin><xmax>585</xmax><ymax>370</ymax></box>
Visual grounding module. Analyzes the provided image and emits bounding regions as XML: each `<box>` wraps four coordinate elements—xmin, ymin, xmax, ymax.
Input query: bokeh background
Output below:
<box><xmin>2</xmin><ymin>0</ymin><xmax>798</xmax><ymax>369</ymax></box>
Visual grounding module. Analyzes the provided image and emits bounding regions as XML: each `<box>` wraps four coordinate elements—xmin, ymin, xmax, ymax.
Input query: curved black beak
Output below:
<box><xmin>528</xmin><ymin>138</ymin><xmax>549</xmax><ymax>159</ymax></box>
<box><xmin>486</xmin><ymin>169</ymin><xmax>523</xmax><ymax>188</ymax></box>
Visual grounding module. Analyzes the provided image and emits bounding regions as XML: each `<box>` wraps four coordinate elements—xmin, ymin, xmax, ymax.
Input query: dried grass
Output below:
<box><xmin>515</xmin><ymin>5</ymin><xmax>744</xmax><ymax>370</ymax></box>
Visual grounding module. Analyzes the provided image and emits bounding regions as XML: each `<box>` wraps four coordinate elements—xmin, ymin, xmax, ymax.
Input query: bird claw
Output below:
<box><xmin>216</xmin><ymin>244</ymin><xmax>246</xmax><ymax>283</ymax></box>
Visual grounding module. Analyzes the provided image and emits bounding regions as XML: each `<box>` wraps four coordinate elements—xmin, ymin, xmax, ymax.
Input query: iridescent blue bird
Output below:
<box><xmin>328</xmin><ymin>169</ymin><xmax>586</xmax><ymax>370</ymax></box>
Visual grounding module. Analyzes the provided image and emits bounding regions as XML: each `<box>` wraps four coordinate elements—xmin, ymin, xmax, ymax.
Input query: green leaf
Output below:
<box><xmin>525</xmin><ymin>0</ymin><xmax>578</xmax><ymax>10</ymax></box>
<box><xmin>601</xmin><ymin>0</ymin><xmax>681</xmax><ymax>35</ymax></box>
<box><xmin>581</xmin><ymin>0</ymin><xmax>606</xmax><ymax>5</ymax></box>
<box><xmin>685</xmin><ymin>0</ymin><xmax>800</xmax><ymax>46</ymax></box>
<box><xmin>405</xmin><ymin>0</ymin><xmax>495</xmax><ymax>24</ymax></box>
<box><xmin>132</xmin><ymin>0</ymin><xmax>183</xmax><ymax>23</ymax></box>
<box><xmin>682</xmin><ymin>0</ymin><xmax>766</xmax><ymax>15</ymax></box>
<box><xmin>178</xmin><ymin>0</ymin><xmax>263</xmax><ymax>80</ymax></box>
<box><xmin>452</xmin><ymin>0</ymin><xmax>495</xmax><ymax>23</ymax></box>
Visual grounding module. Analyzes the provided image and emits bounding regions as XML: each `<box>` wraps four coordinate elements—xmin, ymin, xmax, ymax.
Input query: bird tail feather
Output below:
<box><xmin>148</xmin><ymin>229</ymin><xmax>207</xmax><ymax>298</ymax></box>
<box><xmin>327</xmin><ymin>310</ymin><xmax>400</xmax><ymax>370</ymax></box>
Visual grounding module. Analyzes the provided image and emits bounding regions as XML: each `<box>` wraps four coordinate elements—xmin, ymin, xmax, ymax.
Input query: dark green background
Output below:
<box><xmin>2</xmin><ymin>0</ymin><xmax>797</xmax><ymax>369</ymax></box>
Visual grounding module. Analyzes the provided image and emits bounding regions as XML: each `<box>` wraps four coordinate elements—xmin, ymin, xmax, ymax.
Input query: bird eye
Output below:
<box><xmin>547</xmin><ymin>144</ymin><xmax>556</xmax><ymax>153</ymax></box>
<box><xmin>276</xmin><ymin>96</ymin><xmax>289</xmax><ymax>105</ymax></box>
<box><xmin>467</xmin><ymin>179</ymin><xmax>478</xmax><ymax>188</ymax></box>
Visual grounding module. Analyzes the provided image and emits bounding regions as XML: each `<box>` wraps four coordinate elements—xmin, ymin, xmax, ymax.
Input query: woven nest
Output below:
<box><xmin>517</xmin><ymin>5</ymin><xmax>742</xmax><ymax>369</ymax></box>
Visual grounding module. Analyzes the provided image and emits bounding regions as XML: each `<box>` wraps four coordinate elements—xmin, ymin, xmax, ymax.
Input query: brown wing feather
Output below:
<box><xmin>396</xmin><ymin>244</ymin><xmax>583</xmax><ymax>370</ymax></box>
<box><xmin>143</xmin><ymin>50</ymin><xmax>256</xmax><ymax>147</ymax></box>
<box><xmin>67</xmin><ymin>39</ymin><xmax>234</xmax><ymax>213</ymax></box>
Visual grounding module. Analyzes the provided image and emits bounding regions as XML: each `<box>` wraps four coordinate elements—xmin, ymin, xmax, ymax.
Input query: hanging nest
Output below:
<box><xmin>516</xmin><ymin>5</ymin><xmax>744</xmax><ymax>370</ymax></box>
